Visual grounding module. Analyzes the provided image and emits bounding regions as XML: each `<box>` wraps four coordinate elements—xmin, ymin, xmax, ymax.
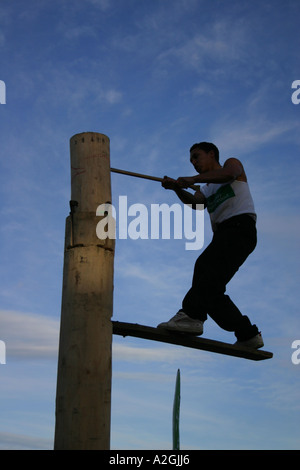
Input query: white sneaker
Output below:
<box><xmin>157</xmin><ymin>311</ymin><xmax>203</xmax><ymax>335</ymax></box>
<box><xmin>234</xmin><ymin>333</ymin><xmax>264</xmax><ymax>349</ymax></box>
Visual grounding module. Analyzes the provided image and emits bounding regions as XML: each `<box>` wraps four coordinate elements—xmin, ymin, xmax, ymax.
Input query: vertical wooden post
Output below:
<box><xmin>54</xmin><ymin>132</ymin><xmax>114</xmax><ymax>450</ymax></box>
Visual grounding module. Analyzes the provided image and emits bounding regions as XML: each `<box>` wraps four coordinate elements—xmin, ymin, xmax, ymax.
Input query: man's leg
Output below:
<box><xmin>182</xmin><ymin>216</ymin><xmax>259</xmax><ymax>340</ymax></box>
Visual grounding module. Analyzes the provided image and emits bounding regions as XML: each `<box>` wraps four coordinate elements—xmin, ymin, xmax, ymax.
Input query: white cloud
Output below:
<box><xmin>212</xmin><ymin>116</ymin><xmax>298</xmax><ymax>155</ymax></box>
<box><xmin>0</xmin><ymin>310</ymin><xmax>59</xmax><ymax>360</ymax></box>
<box><xmin>0</xmin><ymin>431</ymin><xmax>52</xmax><ymax>450</ymax></box>
<box><xmin>157</xmin><ymin>18</ymin><xmax>248</xmax><ymax>73</ymax></box>
<box><xmin>104</xmin><ymin>89</ymin><xmax>123</xmax><ymax>104</ymax></box>
<box><xmin>112</xmin><ymin>341</ymin><xmax>211</xmax><ymax>365</ymax></box>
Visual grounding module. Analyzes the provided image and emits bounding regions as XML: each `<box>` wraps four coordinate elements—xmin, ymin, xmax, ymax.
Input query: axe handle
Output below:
<box><xmin>110</xmin><ymin>167</ymin><xmax>200</xmax><ymax>191</ymax></box>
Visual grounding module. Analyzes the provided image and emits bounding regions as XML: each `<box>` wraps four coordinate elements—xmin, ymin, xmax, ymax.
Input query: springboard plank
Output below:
<box><xmin>112</xmin><ymin>321</ymin><xmax>273</xmax><ymax>361</ymax></box>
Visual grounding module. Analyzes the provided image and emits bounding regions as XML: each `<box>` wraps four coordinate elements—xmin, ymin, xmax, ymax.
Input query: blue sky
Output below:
<box><xmin>0</xmin><ymin>0</ymin><xmax>299</xmax><ymax>450</ymax></box>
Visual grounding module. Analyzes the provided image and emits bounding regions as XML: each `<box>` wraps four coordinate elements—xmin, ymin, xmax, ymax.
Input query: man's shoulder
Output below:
<box><xmin>223</xmin><ymin>158</ymin><xmax>247</xmax><ymax>182</ymax></box>
<box><xmin>223</xmin><ymin>157</ymin><xmax>243</xmax><ymax>165</ymax></box>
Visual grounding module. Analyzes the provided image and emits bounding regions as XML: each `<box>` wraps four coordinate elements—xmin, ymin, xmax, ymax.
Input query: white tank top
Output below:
<box><xmin>200</xmin><ymin>180</ymin><xmax>256</xmax><ymax>231</ymax></box>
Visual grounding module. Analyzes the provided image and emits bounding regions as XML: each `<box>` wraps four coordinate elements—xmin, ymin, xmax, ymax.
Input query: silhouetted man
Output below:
<box><xmin>158</xmin><ymin>142</ymin><xmax>263</xmax><ymax>349</ymax></box>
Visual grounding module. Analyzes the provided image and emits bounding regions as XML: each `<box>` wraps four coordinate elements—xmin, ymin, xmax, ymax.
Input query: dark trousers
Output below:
<box><xmin>182</xmin><ymin>214</ymin><xmax>259</xmax><ymax>341</ymax></box>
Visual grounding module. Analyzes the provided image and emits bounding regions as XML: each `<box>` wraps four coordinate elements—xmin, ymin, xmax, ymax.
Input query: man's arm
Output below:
<box><xmin>177</xmin><ymin>158</ymin><xmax>245</xmax><ymax>188</ymax></box>
<box><xmin>162</xmin><ymin>176</ymin><xmax>206</xmax><ymax>209</ymax></box>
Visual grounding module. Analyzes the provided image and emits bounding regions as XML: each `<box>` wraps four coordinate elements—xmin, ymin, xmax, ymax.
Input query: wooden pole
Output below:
<box><xmin>54</xmin><ymin>132</ymin><xmax>114</xmax><ymax>450</ymax></box>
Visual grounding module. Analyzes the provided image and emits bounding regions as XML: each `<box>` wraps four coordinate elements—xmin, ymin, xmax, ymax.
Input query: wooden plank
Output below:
<box><xmin>112</xmin><ymin>321</ymin><xmax>273</xmax><ymax>361</ymax></box>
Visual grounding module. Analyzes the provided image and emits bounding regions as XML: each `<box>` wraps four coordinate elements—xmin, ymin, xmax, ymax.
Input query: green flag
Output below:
<box><xmin>172</xmin><ymin>369</ymin><xmax>180</xmax><ymax>450</ymax></box>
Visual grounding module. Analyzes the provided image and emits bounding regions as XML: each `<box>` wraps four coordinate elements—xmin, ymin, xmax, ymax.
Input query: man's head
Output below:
<box><xmin>189</xmin><ymin>142</ymin><xmax>220</xmax><ymax>174</ymax></box>
<box><xmin>190</xmin><ymin>142</ymin><xmax>219</xmax><ymax>162</ymax></box>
